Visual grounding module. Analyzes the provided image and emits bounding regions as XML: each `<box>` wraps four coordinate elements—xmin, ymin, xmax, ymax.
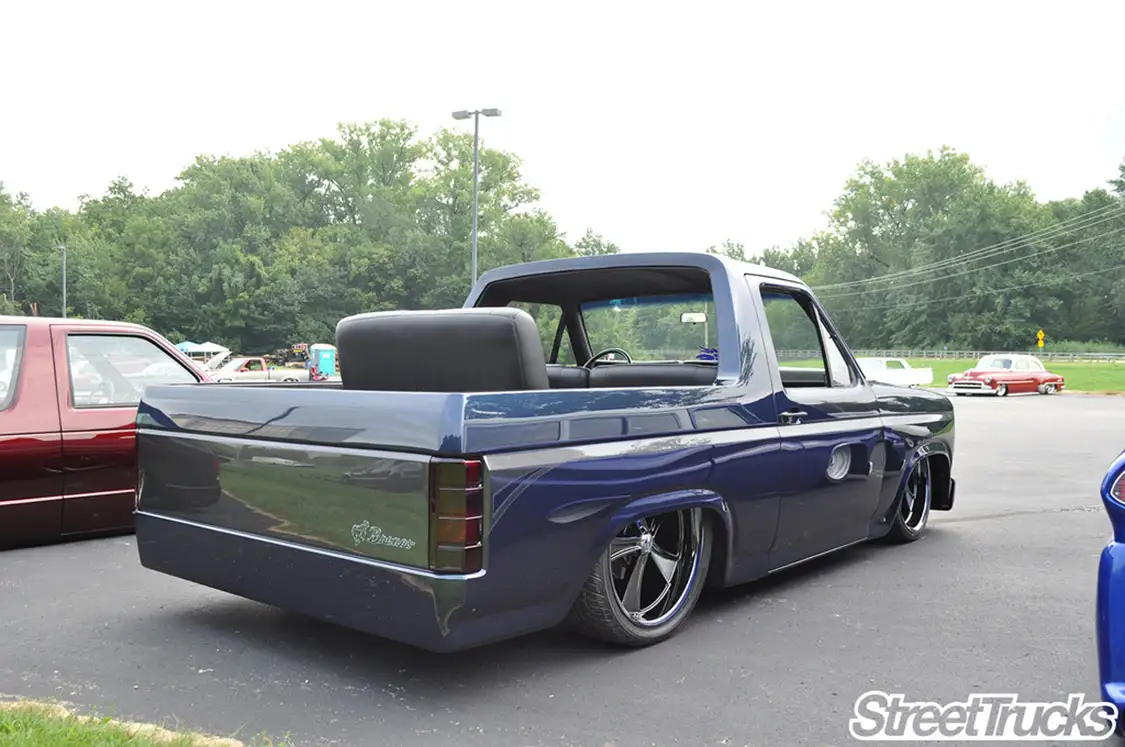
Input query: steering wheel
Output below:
<box><xmin>583</xmin><ymin>347</ymin><xmax>633</xmax><ymax>368</ymax></box>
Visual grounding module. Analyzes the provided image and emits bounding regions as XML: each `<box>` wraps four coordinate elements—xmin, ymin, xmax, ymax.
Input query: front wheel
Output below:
<box><xmin>884</xmin><ymin>456</ymin><xmax>932</xmax><ymax>544</ymax></box>
<box><xmin>995</xmin><ymin>383</ymin><xmax>1008</xmax><ymax>397</ymax></box>
<box><xmin>566</xmin><ymin>507</ymin><xmax>712</xmax><ymax>647</ymax></box>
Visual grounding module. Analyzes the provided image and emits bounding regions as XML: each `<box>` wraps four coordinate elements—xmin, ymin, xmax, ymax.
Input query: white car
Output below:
<box><xmin>855</xmin><ymin>357</ymin><xmax>934</xmax><ymax>388</ymax></box>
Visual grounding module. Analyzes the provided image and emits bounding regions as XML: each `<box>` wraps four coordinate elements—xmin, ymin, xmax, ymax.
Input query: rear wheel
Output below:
<box><xmin>884</xmin><ymin>456</ymin><xmax>932</xmax><ymax>544</ymax></box>
<box><xmin>567</xmin><ymin>507</ymin><xmax>711</xmax><ymax>646</ymax></box>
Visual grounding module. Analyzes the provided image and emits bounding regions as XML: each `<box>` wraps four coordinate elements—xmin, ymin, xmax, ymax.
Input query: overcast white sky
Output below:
<box><xmin>3</xmin><ymin>0</ymin><xmax>1124</xmax><ymax>255</ymax></box>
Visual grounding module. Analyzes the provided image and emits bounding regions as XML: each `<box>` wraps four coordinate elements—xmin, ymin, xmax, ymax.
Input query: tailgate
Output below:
<box><xmin>135</xmin><ymin>383</ymin><xmax>485</xmax><ymax>573</ymax></box>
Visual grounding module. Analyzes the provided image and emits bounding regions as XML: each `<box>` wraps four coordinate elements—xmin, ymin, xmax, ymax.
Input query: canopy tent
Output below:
<box><xmin>193</xmin><ymin>342</ymin><xmax>229</xmax><ymax>354</ymax></box>
<box><xmin>175</xmin><ymin>341</ymin><xmax>199</xmax><ymax>352</ymax></box>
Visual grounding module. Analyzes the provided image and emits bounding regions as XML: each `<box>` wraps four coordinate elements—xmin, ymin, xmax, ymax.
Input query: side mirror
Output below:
<box><xmin>681</xmin><ymin>312</ymin><xmax>707</xmax><ymax>324</ymax></box>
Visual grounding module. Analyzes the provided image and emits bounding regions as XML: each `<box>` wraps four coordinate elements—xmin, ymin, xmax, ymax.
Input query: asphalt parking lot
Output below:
<box><xmin>2</xmin><ymin>393</ymin><xmax>1123</xmax><ymax>747</ymax></box>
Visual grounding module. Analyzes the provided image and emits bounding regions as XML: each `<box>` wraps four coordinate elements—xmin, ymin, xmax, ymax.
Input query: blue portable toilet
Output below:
<box><xmin>310</xmin><ymin>343</ymin><xmax>337</xmax><ymax>377</ymax></box>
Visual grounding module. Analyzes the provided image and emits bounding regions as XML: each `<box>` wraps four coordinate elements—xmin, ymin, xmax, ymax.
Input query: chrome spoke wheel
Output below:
<box><xmin>609</xmin><ymin>509</ymin><xmax>703</xmax><ymax>628</ymax></box>
<box><xmin>900</xmin><ymin>457</ymin><xmax>932</xmax><ymax>532</ymax></box>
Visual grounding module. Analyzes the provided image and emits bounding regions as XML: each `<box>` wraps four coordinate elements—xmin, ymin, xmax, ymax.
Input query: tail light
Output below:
<box><xmin>428</xmin><ymin>457</ymin><xmax>485</xmax><ymax>573</ymax></box>
<box><xmin>1112</xmin><ymin>472</ymin><xmax>1125</xmax><ymax>502</ymax></box>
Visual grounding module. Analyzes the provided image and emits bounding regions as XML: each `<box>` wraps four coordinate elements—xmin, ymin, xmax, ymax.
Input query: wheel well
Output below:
<box><xmin>928</xmin><ymin>453</ymin><xmax>953</xmax><ymax>511</ymax></box>
<box><xmin>703</xmin><ymin>507</ymin><xmax>730</xmax><ymax>588</ymax></box>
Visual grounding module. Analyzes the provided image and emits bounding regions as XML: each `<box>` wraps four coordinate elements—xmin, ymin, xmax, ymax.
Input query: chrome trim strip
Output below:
<box><xmin>136</xmin><ymin>511</ymin><xmax>484</xmax><ymax>580</ymax></box>
<box><xmin>66</xmin><ymin>489</ymin><xmax>134</xmax><ymax>500</ymax></box>
<box><xmin>1</xmin><ymin>494</ymin><xmax>63</xmax><ymax>506</ymax></box>
<box><xmin>2</xmin><ymin>488</ymin><xmax>142</xmax><ymax>507</ymax></box>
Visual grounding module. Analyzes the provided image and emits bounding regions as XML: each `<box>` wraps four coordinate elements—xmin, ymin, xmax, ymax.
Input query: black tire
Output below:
<box><xmin>883</xmin><ymin>456</ymin><xmax>932</xmax><ymax>544</ymax></box>
<box><xmin>566</xmin><ymin>508</ymin><xmax>712</xmax><ymax>647</ymax></box>
<box><xmin>996</xmin><ymin>383</ymin><xmax>1008</xmax><ymax>397</ymax></box>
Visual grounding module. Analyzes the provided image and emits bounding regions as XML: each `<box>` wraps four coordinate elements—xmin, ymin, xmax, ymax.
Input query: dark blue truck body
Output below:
<box><xmin>134</xmin><ymin>252</ymin><xmax>956</xmax><ymax>651</ymax></box>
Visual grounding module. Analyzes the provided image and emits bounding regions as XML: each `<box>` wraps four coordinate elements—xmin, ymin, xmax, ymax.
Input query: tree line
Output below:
<box><xmin>1</xmin><ymin>121</ymin><xmax>1122</xmax><ymax>354</ymax></box>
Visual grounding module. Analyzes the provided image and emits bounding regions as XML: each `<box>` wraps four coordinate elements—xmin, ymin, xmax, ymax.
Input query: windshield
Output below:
<box><xmin>977</xmin><ymin>356</ymin><xmax>1014</xmax><ymax>370</ymax></box>
<box><xmin>580</xmin><ymin>293</ymin><xmax>717</xmax><ymax>362</ymax></box>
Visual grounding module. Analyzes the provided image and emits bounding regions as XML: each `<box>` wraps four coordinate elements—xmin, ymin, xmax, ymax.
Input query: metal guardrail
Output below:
<box><xmin>775</xmin><ymin>349</ymin><xmax>1125</xmax><ymax>363</ymax></box>
<box><xmin>633</xmin><ymin>348</ymin><xmax>1125</xmax><ymax>362</ymax></box>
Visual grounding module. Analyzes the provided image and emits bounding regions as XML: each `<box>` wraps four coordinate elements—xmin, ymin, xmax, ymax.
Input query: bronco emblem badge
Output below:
<box><xmin>350</xmin><ymin>520</ymin><xmax>416</xmax><ymax>550</ymax></box>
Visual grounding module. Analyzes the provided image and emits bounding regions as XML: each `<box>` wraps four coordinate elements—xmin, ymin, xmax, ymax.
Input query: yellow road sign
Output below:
<box><xmin>1037</xmin><ymin>329</ymin><xmax>1045</xmax><ymax>340</ymax></box>
<box><xmin>1038</xmin><ymin>339</ymin><xmax>1044</xmax><ymax>348</ymax></box>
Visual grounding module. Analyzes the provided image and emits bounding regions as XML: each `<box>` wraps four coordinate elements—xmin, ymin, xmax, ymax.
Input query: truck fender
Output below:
<box><xmin>885</xmin><ymin>440</ymin><xmax>953</xmax><ymax>519</ymax></box>
<box><xmin>580</xmin><ymin>488</ymin><xmax>735</xmax><ymax>589</ymax></box>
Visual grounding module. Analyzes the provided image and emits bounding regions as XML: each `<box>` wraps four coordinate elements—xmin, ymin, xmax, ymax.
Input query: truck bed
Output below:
<box><xmin>133</xmin><ymin>379</ymin><xmax>736</xmax><ymax>651</ymax></box>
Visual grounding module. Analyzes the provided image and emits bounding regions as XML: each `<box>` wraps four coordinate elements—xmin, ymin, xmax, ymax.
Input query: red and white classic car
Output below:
<box><xmin>945</xmin><ymin>354</ymin><xmax>1065</xmax><ymax>397</ymax></box>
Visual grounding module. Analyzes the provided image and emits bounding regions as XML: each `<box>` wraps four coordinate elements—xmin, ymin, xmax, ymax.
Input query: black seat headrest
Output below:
<box><xmin>336</xmin><ymin>307</ymin><xmax>550</xmax><ymax>393</ymax></box>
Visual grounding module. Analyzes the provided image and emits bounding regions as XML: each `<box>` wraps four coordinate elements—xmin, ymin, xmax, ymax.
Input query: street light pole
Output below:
<box><xmin>452</xmin><ymin>107</ymin><xmax>501</xmax><ymax>285</ymax></box>
<box><xmin>58</xmin><ymin>244</ymin><xmax>67</xmax><ymax>318</ymax></box>
<box><xmin>470</xmin><ymin>111</ymin><xmax>480</xmax><ymax>285</ymax></box>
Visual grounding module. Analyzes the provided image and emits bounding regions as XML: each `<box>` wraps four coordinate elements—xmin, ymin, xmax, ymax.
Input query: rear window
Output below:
<box><xmin>0</xmin><ymin>324</ymin><xmax>27</xmax><ymax>411</ymax></box>
<box><xmin>582</xmin><ymin>293</ymin><xmax>717</xmax><ymax>363</ymax></box>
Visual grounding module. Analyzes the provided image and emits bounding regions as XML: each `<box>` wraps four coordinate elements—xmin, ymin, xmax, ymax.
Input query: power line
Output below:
<box><xmin>824</xmin><ymin>259</ymin><xmax>1125</xmax><ymax>313</ymax></box>
<box><xmin>812</xmin><ymin>202</ymin><xmax>1124</xmax><ymax>290</ymax></box>
<box><xmin>816</xmin><ymin>224</ymin><xmax>1125</xmax><ymax>300</ymax></box>
<box><xmin>811</xmin><ymin>202</ymin><xmax>1125</xmax><ymax>291</ymax></box>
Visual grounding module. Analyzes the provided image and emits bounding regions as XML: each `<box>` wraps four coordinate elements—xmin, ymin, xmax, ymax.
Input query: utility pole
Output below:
<box><xmin>58</xmin><ymin>244</ymin><xmax>67</xmax><ymax>318</ymax></box>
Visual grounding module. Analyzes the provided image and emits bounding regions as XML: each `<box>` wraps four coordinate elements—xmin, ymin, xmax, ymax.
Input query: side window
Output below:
<box><xmin>1014</xmin><ymin>359</ymin><xmax>1029</xmax><ymax>371</ymax></box>
<box><xmin>759</xmin><ymin>286</ymin><xmax>855</xmax><ymax>388</ymax></box>
<box><xmin>246</xmin><ymin>359</ymin><xmax>264</xmax><ymax>371</ymax></box>
<box><xmin>0</xmin><ymin>324</ymin><xmax>27</xmax><ymax>411</ymax></box>
<box><xmin>507</xmin><ymin>302</ymin><xmax>576</xmax><ymax>365</ymax></box>
<box><xmin>885</xmin><ymin>360</ymin><xmax>905</xmax><ymax>370</ymax></box>
<box><xmin>68</xmin><ymin>334</ymin><xmax>198</xmax><ymax>408</ymax></box>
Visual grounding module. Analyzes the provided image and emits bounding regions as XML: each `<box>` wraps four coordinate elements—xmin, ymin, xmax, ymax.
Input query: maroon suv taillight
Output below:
<box><xmin>428</xmin><ymin>457</ymin><xmax>485</xmax><ymax>573</ymax></box>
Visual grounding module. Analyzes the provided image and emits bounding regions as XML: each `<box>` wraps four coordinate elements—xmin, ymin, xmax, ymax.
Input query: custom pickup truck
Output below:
<box><xmin>211</xmin><ymin>355</ymin><xmax>308</xmax><ymax>383</ymax></box>
<box><xmin>134</xmin><ymin>252</ymin><xmax>957</xmax><ymax>652</ymax></box>
<box><xmin>0</xmin><ymin>315</ymin><xmax>212</xmax><ymax>548</ymax></box>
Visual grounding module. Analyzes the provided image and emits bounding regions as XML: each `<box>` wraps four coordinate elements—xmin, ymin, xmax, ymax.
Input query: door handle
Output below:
<box><xmin>779</xmin><ymin>409</ymin><xmax>808</xmax><ymax>425</ymax></box>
